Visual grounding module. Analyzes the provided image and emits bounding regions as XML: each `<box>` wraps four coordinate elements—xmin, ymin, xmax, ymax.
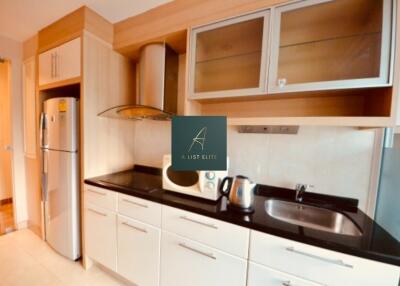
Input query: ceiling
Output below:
<box><xmin>0</xmin><ymin>0</ymin><xmax>172</xmax><ymax>42</ymax></box>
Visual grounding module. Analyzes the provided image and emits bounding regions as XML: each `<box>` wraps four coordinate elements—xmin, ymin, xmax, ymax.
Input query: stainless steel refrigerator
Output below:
<box><xmin>40</xmin><ymin>97</ymin><xmax>80</xmax><ymax>260</ymax></box>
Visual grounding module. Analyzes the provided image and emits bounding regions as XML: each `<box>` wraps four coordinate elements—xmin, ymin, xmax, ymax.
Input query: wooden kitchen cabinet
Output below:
<box><xmin>117</xmin><ymin>215</ymin><xmax>161</xmax><ymax>286</ymax></box>
<box><xmin>268</xmin><ymin>0</ymin><xmax>393</xmax><ymax>93</ymax></box>
<box><xmin>188</xmin><ymin>10</ymin><xmax>270</xmax><ymax>99</ymax></box>
<box><xmin>160</xmin><ymin>231</ymin><xmax>247</xmax><ymax>286</ymax></box>
<box><xmin>39</xmin><ymin>37</ymin><xmax>81</xmax><ymax>88</ymax></box>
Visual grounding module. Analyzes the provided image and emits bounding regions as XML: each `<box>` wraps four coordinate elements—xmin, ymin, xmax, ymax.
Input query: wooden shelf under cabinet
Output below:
<box><xmin>192</xmin><ymin>87</ymin><xmax>394</xmax><ymax>127</ymax></box>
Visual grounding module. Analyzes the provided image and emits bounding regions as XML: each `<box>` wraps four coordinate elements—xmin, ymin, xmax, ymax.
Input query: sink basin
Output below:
<box><xmin>265</xmin><ymin>199</ymin><xmax>362</xmax><ymax>236</ymax></box>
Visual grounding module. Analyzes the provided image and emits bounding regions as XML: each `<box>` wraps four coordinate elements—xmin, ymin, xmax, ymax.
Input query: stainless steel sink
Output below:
<box><xmin>265</xmin><ymin>199</ymin><xmax>362</xmax><ymax>236</ymax></box>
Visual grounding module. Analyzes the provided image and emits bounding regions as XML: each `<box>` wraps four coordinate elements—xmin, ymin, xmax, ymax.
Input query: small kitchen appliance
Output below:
<box><xmin>162</xmin><ymin>155</ymin><xmax>228</xmax><ymax>201</ymax></box>
<box><xmin>219</xmin><ymin>175</ymin><xmax>257</xmax><ymax>213</ymax></box>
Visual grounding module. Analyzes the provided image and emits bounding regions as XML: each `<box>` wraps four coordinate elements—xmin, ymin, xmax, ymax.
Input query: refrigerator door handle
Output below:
<box><xmin>39</xmin><ymin>112</ymin><xmax>48</xmax><ymax>149</ymax></box>
<box><xmin>42</xmin><ymin>149</ymin><xmax>49</xmax><ymax>201</ymax></box>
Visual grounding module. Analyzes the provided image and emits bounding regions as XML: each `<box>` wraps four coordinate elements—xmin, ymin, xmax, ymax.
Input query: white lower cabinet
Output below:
<box><xmin>160</xmin><ymin>231</ymin><xmax>247</xmax><ymax>286</ymax></box>
<box><xmin>83</xmin><ymin>185</ymin><xmax>400</xmax><ymax>286</ymax></box>
<box><xmin>162</xmin><ymin>206</ymin><xmax>249</xmax><ymax>258</ymax></box>
<box><xmin>84</xmin><ymin>202</ymin><xmax>117</xmax><ymax>271</ymax></box>
<box><xmin>117</xmin><ymin>215</ymin><xmax>161</xmax><ymax>286</ymax></box>
<box><xmin>248</xmin><ymin>262</ymin><xmax>323</xmax><ymax>286</ymax></box>
<box><xmin>250</xmin><ymin>231</ymin><xmax>400</xmax><ymax>286</ymax></box>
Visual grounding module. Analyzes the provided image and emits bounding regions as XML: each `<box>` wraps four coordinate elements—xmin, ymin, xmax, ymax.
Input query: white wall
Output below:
<box><xmin>133</xmin><ymin>120</ymin><xmax>376</xmax><ymax>212</ymax></box>
<box><xmin>0</xmin><ymin>35</ymin><xmax>28</xmax><ymax>226</ymax></box>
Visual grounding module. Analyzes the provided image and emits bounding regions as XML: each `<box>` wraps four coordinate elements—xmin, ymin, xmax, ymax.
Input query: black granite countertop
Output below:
<box><xmin>84</xmin><ymin>165</ymin><xmax>400</xmax><ymax>267</ymax></box>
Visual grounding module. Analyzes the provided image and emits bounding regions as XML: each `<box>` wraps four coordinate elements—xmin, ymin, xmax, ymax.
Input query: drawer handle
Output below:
<box><xmin>178</xmin><ymin>242</ymin><xmax>216</xmax><ymax>260</ymax></box>
<box><xmin>122</xmin><ymin>198</ymin><xmax>148</xmax><ymax>208</ymax></box>
<box><xmin>87</xmin><ymin>208</ymin><xmax>107</xmax><ymax>217</ymax></box>
<box><xmin>286</xmin><ymin>247</ymin><xmax>353</xmax><ymax>268</ymax></box>
<box><xmin>121</xmin><ymin>222</ymin><xmax>147</xmax><ymax>233</ymax></box>
<box><xmin>179</xmin><ymin>216</ymin><xmax>218</xmax><ymax>229</ymax></box>
<box><xmin>87</xmin><ymin>189</ymin><xmax>106</xmax><ymax>196</ymax></box>
<box><xmin>281</xmin><ymin>281</ymin><xmax>291</xmax><ymax>286</ymax></box>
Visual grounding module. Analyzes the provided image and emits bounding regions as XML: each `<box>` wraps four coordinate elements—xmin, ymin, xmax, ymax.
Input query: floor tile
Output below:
<box><xmin>0</xmin><ymin>229</ymin><xmax>128</xmax><ymax>286</ymax></box>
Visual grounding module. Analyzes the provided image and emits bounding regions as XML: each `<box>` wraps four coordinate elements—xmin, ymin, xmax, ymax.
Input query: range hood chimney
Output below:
<box><xmin>99</xmin><ymin>43</ymin><xmax>179</xmax><ymax>120</ymax></box>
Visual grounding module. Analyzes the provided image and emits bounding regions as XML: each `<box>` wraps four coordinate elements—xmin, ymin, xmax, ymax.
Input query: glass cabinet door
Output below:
<box><xmin>269</xmin><ymin>0</ymin><xmax>393</xmax><ymax>93</ymax></box>
<box><xmin>189</xmin><ymin>10</ymin><xmax>270</xmax><ymax>99</ymax></box>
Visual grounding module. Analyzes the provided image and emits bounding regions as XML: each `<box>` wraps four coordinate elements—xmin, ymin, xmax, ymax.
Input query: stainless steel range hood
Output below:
<box><xmin>99</xmin><ymin>43</ymin><xmax>178</xmax><ymax>120</ymax></box>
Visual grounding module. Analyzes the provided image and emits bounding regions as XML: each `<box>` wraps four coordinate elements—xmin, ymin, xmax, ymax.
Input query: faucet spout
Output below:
<box><xmin>295</xmin><ymin>184</ymin><xmax>313</xmax><ymax>202</ymax></box>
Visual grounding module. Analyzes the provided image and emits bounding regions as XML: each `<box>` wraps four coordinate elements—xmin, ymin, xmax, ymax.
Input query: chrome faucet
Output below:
<box><xmin>295</xmin><ymin>184</ymin><xmax>313</xmax><ymax>202</ymax></box>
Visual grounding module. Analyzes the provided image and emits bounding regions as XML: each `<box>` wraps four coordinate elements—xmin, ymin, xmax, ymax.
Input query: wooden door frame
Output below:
<box><xmin>0</xmin><ymin>59</ymin><xmax>18</xmax><ymax>231</ymax></box>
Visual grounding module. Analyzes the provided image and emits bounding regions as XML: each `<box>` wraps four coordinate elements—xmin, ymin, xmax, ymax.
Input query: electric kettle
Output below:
<box><xmin>219</xmin><ymin>175</ymin><xmax>257</xmax><ymax>213</ymax></box>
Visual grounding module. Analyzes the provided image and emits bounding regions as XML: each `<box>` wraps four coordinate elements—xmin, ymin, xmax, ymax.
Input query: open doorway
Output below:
<box><xmin>0</xmin><ymin>59</ymin><xmax>15</xmax><ymax>235</ymax></box>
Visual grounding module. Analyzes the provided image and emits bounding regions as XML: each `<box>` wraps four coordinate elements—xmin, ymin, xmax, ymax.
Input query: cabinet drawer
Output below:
<box><xmin>117</xmin><ymin>215</ymin><xmax>160</xmax><ymax>286</ymax></box>
<box><xmin>250</xmin><ymin>231</ymin><xmax>400</xmax><ymax>286</ymax></box>
<box><xmin>162</xmin><ymin>206</ymin><xmax>249</xmax><ymax>258</ymax></box>
<box><xmin>248</xmin><ymin>262</ymin><xmax>323</xmax><ymax>286</ymax></box>
<box><xmin>84</xmin><ymin>203</ymin><xmax>117</xmax><ymax>271</ymax></box>
<box><xmin>160</xmin><ymin>231</ymin><xmax>247</xmax><ymax>286</ymax></box>
<box><xmin>118</xmin><ymin>193</ymin><xmax>161</xmax><ymax>227</ymax></box>
<box><xmin>84</xmin><ymin>184</ymin><xmax>117</xmax><ymax>211</ymax></box>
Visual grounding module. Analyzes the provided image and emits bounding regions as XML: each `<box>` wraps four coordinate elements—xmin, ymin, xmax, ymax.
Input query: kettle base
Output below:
<box><xmin>227</xmin><ymin>203</ymin><xmax>255</xmax><ymax>214</ymax></box>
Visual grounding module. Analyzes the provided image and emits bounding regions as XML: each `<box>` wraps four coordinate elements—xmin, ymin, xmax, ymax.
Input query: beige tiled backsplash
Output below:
<box><xmin>133</xmin><ymin>120</ymin><xmax>376</xmax><ymax>212</ymax></box>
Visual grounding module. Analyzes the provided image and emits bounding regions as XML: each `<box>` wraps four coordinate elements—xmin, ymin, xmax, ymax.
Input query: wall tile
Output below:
<box><xmin>132</xmin><ymin>121</ymin><xmax>376</xmax><ymax>212</ymax></box>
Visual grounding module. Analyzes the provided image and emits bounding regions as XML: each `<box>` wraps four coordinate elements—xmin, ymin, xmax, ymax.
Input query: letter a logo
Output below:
<box><xmin>188</xmin><ymin>127</ymin><xmax>207</xmax><ymax>152</ymax></box>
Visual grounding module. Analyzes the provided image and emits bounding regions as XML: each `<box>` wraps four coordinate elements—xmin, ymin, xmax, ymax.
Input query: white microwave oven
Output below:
<box><xmin>162</xmin><ymin>155</ymin><xmax>228</xmax><ymax>201</ymax></box>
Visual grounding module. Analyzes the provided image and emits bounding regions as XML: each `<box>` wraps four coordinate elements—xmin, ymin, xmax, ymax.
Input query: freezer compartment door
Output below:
<box><xmin>43</xmin><ymin>97</ymin><xmax>78</xmax><ymax>152</ymax></box>
<box><xmin>44</xmin><ymin>149</ymin><xmax>80</xmax><ymax>260</ymax></box>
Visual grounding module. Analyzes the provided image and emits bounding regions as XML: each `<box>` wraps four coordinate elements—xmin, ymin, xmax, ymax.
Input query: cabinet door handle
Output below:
<box><xmin>86</xmin><ymin>189</ymin><xmax>106</xmax><ymax>196</ymax></box>
<box><xmin>121</xmin><ymin>222</ymin><xmax>147</xmax><ymax>233</ymax></box>
<box><xmin>277</xmin><ymin>78</ymin><xmax>287</xmax><ymax>88</ymax></box>
<box><xmin>87</xmin><ymin>208</ymin><xmax>107</xmax><ymax>217</ymax></box>
<box><xmin>54</xmin><ymin>52</ymin><xmax>58</xmax><ymax>78</ymax></box>
<box><xmin>281</xmin><ymin>281</ymin><xmax>291</xmax><ymax>286</ymax></box>
<box><xmin>286</xmin><ymin>247</ymin><xmax>353</xmax><ymax>268</ymax></box>
<box><xmin>178</xmin><ymin>242</ymin><xmax>216</xmax><ymax>260</ymax></box>
<box><xmin>122</xmin><ymin>198</ymin><xmax>148</xmax><ymax>208</ymax></box>
<box><xmin>51</xmin><ymin>53</ymin><xmax>54</xmax><ymax>78</ymax></box>
<box><xmin>50</xmin><ymin>53</ymin><xmax>54</xmax><ymax>78</ymax></box>
<box><xmin>179</xmin><ymin>216</ymin><xmax>218</xmax><ymax>229</ymax></box>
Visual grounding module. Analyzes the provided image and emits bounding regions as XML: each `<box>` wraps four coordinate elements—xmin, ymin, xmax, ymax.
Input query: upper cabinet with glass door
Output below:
<box><xmin>268</xmin><ymin>0</ymin><xmax>393</xmax><ymax>93</ymax></box>
<box><xmin>188</xmin><ymin>10</ymin><xmax>270</xmax><ymax>99</ymax></box>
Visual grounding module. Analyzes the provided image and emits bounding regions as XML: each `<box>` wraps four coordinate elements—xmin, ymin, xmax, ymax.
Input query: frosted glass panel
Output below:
<box><xmin>277</xmin><ymin>0</ymin><xmax>383</xmax><ymax>85</ymax></box>
<box><xmin>194</xmin><ymin>17</ymin><xmax>264</xmax><ymax>93</ymax></box>
<box><xmin>376</xmin><ymin>134</ymin><xmax>400</xmax><ymax>241</ymax></box>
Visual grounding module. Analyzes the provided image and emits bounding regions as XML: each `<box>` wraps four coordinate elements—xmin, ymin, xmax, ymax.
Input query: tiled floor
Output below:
<box><xmin>0</xmin><ymin>203</ymin><xmax>14</xmax><ymax>235</ymax></box>
<box><xmin>0</xmin><ymin>229</ymin><xmax>127</xmax><ymax>286</ymax></box>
